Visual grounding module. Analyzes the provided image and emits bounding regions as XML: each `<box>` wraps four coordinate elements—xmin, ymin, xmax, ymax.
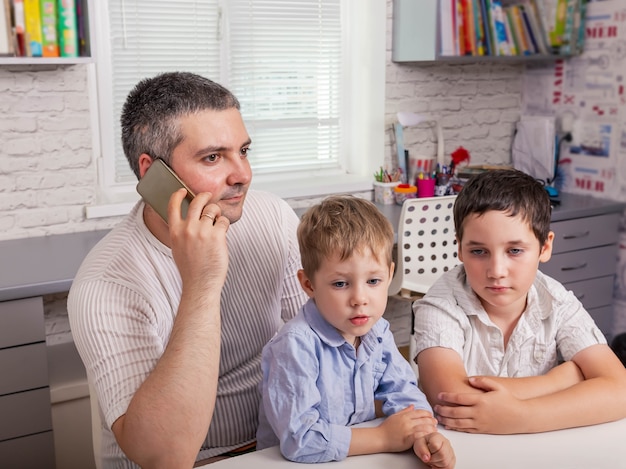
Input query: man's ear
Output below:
<box><xmin>138</xmin><ymin>154</ymin><xmax>155</xmax><ymax>178</ymax></box>
<box><xmin>539</xmin><ymin>231</ymin><xmax>555</xmax><ymax>263</ymax></box>
<box><xmin>297</xmin><ymin>269</ymin><xmax>315</xmax><ymax>298</ymax></box>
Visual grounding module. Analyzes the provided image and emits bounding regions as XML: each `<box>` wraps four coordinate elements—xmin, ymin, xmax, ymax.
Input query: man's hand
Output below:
<box><xmin>435</xmin><ymin>377</ymin><xmax>526</xmax><ymax>434</ymax></box>
<box><xmin>169</xmin><ymin>190</ymin><xmax>230</xmax><ymax>292</ymax></box>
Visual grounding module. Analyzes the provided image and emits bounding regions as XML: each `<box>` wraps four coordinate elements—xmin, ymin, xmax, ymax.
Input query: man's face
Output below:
<box><xmin>169</xmin><ymin>107</ymin><xmax>252</xmax><ymax>223</ymax></box>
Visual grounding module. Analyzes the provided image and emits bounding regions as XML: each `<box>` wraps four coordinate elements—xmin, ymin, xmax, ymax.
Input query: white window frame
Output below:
<box><xmin>86</xmin><ymin>0</ymin><xmax>385</xmax><ymax>219</ymax></box>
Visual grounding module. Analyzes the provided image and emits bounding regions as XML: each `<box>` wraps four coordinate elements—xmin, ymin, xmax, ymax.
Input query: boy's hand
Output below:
<box><xmin>413</xmin><ymin>432</ymin><xmax>456</xmax><ymax>468</ymax></box>
<box><xmin>435</xmin><ymin>377</ymin><xmax>525</xmax><ymax>434</ymax></box>
<box><xmin>378</xmin><ymin>405</ymin><xmax>437</xmax><ymax>452</ymax></box>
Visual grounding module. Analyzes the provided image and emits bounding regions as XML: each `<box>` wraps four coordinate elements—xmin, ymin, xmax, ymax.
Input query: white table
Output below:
<box><xmin>204</xmin><ymin>418</ymin><xmax>626</xmax><ymax>469</ymax></box>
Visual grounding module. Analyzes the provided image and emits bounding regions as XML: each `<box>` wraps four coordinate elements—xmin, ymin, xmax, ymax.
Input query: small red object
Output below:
<box><xmin>451</xmin><ymin>146</ymin><xmax>470</xmax><ymax>167</ymax></box>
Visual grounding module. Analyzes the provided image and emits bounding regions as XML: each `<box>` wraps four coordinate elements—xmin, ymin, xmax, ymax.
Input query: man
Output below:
<box><xmin>68</xmin><ymin>72</ymin><xmax>307</xmax><ymax>468</ymax></box>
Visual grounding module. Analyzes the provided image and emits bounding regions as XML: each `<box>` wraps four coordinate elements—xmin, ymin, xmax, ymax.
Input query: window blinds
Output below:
<box><xmin>105</xmin><ymin>0</ymin><xmax>342</xmax><ymax>184</ymax></box>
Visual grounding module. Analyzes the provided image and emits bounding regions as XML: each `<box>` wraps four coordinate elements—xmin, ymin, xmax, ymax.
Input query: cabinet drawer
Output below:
<box><xmin>0</xmin><ymin>342</ymin><xmax>49</xmax><ymax>396</ymax></box>
<box><xmin>563</xmin><ymin>276</ymin><xmax>615</xmax><ymax>310</ymax></box>
<box><xmin>540</xmin><ymin>245</ymin><xmax>617</xmax><ymax>283</ymax></box>
<box><xmin>588</xmin><ymin>305</ymin><xmax>613</xmax><ymax>340</ymax></box>
<box><xmin>0</xmin><ymin>297</ymin><xmax>45</xmax><ymax>349</ymax></box>
<box><xmin>551</xmin><ymin>213</ymin><xmax>620</xmax><ymax>254</ymax></box>
<box><xmin>0</xmin><ymin>388</ymin><xmax>52</xmax><ymax>441</ymax></box>
<box><xmin>0</xmin><ymin>431</ymin><xmax>55</xmax><ymax>469</ymax></box>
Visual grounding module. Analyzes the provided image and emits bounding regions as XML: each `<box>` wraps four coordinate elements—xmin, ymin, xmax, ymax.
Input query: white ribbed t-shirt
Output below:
<box><xmin>68</xmin><ymin>190</ymin><xmax>307</xmax><ymax>468</ymax></box>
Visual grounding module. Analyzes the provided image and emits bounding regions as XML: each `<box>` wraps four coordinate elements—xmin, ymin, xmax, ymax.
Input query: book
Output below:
<box><xmin>456</xmin><ymin>0</ymin><xmax>466</xmax><ymax>56</ymax></box>
<box><xmin>57</xmin><ymin>0</ymin><xmax>78</xmax><ymax>57</ymax></box>
<box><xmin>23</xmin><ymin>0</ymin><xmax>43</xmax><ymax>57</ymax></box>
<box><xmin>462</xmin><ymin>0</ymin><xmax>475</xmax><ymax>55</ymax></box>
<box><xmin>507</xmin><ymin>5</ymin><xmax>532</xmax><ymax>55</ymax></box>
<box><xmin>550</xmin><ymin>0</ymin><xmax>568</xmax><ymax>47</ymax></box>
<box><xmin>40</xmin><ymin>0</ymin><xmax>59</xmax><ymax>57</ymax></box>
<box><xmin>503</xmin><ymin>9</ymin><xmax>518</xmax><ymax>55</ymax></box>
<box><xmin>0</xmin><ymin>0</ymin><xmax>13</xmax><ymax>56</ymax></box>
<box><xmin>492</xmin><ymin>1</ymin><xmax>511</xmax><ymax>56</ymax></box>
<box><xmin>472</xmin><ymin>0</ymin><xmax>486</xmax><ymax>55</ymax></box>
<box><xmin>522</xmin><ymin>1</ymin><xmax>549</xmax><ymax>54</ymax></box>
<box><xmin>440</xmin><ymin>0</ymin><xmax>456</xmax><ymax>56</ymax></box>
<box><xmin>520</xmin><ymin>5</ymin><xmax>539</xmax><ymax>54</ymax></box>
<box><xmin>13</xmin><ymin>0</ymin><xmax>26</xmax><ymax>56</ymax></box>
<box><xmin>478</xmin><ymin>0</ymin><xmax>493</xmax><ymax>55</ymax></box>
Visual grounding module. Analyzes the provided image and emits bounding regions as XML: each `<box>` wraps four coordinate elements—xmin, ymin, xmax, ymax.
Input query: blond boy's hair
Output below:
<box><xmin>297</xmin><ymin>196</ymin><xmax>394</xmax><ymax>279</ymax></box>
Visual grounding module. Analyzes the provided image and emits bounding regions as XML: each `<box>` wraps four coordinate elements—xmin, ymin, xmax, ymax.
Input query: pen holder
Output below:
<box><xmin>417</xmin><ymin>178</ymin><xmax>436</xmax><ymax>198</ymax></box>
<box><xmin>373</xmin><ymin>181</ymin><xmax>399</xmax><ymax>205</ymax></box>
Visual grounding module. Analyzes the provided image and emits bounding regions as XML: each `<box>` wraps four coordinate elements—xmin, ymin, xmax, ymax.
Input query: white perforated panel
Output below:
<box><xmin>389</xmin><ymin>195</ymin><xmax>460</xmax><ymax>296</ymax></box>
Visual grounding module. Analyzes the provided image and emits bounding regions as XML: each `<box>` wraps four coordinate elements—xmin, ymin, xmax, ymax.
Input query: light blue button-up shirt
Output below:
<box><xmin>256</xmin><ymin>298</ymin><xmax>432</xmax><ymax>463</ymax></box>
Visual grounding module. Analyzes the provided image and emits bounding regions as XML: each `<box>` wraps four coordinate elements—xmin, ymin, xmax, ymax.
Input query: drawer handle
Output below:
<box><xmin>562</xmin><ymin>231</ymin><xmax>590</xmax><ymax>240</ymax></box>
<box><xmin>561</xmin><ymin>262</ymin><xmax>588</xmax><ymax>271</ymax></box>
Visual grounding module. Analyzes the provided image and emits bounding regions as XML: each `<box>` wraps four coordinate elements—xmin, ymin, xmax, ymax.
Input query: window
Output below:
<box><xmin>89</xmin><ymin>0</ymin><xmax>384</xmax><ymax>216</ymax></box>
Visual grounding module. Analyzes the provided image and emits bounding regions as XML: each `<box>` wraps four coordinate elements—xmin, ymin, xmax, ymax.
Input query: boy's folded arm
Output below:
<box><xmin>435</xmin><ymin>344</ymin><xmax>626</xmax><ymax>434</ymax></box>
<box><xmin>417</xmin><ymin>347</ymin><xmax>483</xmax><ymax>406</ymax></box>
<box><xmin>472</xmin><ymin>360</ymin><xmax>585</xmax><ymax>400</ymax></box>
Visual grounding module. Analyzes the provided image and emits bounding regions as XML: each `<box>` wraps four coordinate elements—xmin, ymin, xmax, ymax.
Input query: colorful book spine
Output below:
<box><xmin>473</xmin><ymin>0</ymin><xmax>486</xmax><ymax>55</ymax></box>
<box><xmin>23</xmin><ymin>0</ymin><xmax>43</xmax><ymax>57</ymax></box>
<box><xmin>57</xmin><ymin>0</ymin><xmax>78</xmax><ymax>57</ymax></box>
<box><xmin>462</xmin><ymin>0</ymin><xmax>475</xmax><ymax>55</ymax></box>
<box><xmin>550</xmin><ymin>0</ymin><xmax>568</xmax><ymax>47</ymax></box>
<box><xmin>479</xmin><ymin>0</ymin><xmax>493</xmax><ymax>55</ymax></box>
<box><xmin>520</xmin><ymin>5</ymin><xmax>539</xmax><ymax>54</ymax></box>
<box><xmin>456</xmin><ymin>0</ymin><xmax>466</xmax><ymax>56</ymax></box>
<box><xmin>13</xmin><ymin>0</ymin><xmax>26</xmax><ymax>56</ymax></box>
<box><xmin>0</xmin><ymin>0</ymin><xmax>14</xmax><ymax>55</ymax></box>
<box><xmin>503</xmin><ymin>9</ymin><xmax>517</xmax><ymax>55</ymax></box>
<box><xmin>492</xmin><ymin>1</ymin><xmax>510</xmax><ymax>56</ymax></box>
<box><xmin>523</xmin><ymin>1</ymin><xmax>549</xmax><ymax>54</ymax></box>
<box><xmin>40</xmin><ymin>0</ymin><xmax>59</xmax><ymax>57</ymax></box>
<box><xmin>510</xmin><ymin>5</ymin><xmax>531</xmax><ymax>55</ymax></box>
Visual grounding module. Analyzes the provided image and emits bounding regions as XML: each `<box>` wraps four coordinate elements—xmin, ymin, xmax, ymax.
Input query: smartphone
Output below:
<box><xmin>136</xmin><ymin>158</ymin><xmax>195</xmax><ymax>223</ymax></box>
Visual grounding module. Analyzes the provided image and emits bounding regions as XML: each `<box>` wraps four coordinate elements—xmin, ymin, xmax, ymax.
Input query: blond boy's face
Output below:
<box><xmin>298</xmin><ymin>248</ymin><xmax>394</xmax><ymax>345</ymax></box>
<box><xmin>458</xmin><ymin>210</ymin><xmax>554</xmax><ymax>319</ymax></box>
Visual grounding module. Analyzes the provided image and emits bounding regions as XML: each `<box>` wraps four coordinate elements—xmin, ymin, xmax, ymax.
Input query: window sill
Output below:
<box><xmin>85</xmin><ymin>174</ymin><xmax>375</xmax><ymax>219</ymax></box>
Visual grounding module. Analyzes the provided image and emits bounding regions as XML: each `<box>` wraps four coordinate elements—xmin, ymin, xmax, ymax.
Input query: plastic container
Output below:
<box><xmin>393</xmin><ymin>184</ymin><xmax>417</xmax><ymax>205</ymax></box>
<box><xmin>373</xmin><ymin>181</ymin><xmax>400</xmax><ymax>205</ymax></box>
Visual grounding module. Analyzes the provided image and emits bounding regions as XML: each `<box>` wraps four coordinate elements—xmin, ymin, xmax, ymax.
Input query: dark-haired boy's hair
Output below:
<box><xmin>453</xmin><ymin>169</ymin><xmax>552</xmax><ymax>245</ymax></box>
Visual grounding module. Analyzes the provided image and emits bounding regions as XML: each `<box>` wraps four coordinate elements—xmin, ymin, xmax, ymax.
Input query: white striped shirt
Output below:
<box><xmin>68</xmin><ymin>190</ymin><xmax>307</xmax><ymax>468</ymax></box>
<box><xmin>413</xmin><ymin>265</ymin><xmax>606</xmax><ymax>378</ymax></box>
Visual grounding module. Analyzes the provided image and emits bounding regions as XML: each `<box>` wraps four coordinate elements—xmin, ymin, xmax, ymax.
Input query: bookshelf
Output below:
<box><xmin>392</xmin><ymin>0</ymin><xmax>584</xmax><ymax>63</ymax></box>
<box><xmin>0</xmin><ymin>0</ymin><xmax>94</xmax><ymax>65</ymax></box>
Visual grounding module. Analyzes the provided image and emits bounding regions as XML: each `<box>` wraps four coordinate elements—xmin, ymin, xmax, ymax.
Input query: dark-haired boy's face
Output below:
<box><xmin>458</xmin><ymin>210</ymin><xmax>553</xmax><ymax>320</ymax></box>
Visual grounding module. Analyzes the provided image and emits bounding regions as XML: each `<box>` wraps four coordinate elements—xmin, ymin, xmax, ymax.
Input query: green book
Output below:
<box><xmin>57</xmin><ymin>0</ymin><xmax>78</xmax><ymax>57</ymax></box>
